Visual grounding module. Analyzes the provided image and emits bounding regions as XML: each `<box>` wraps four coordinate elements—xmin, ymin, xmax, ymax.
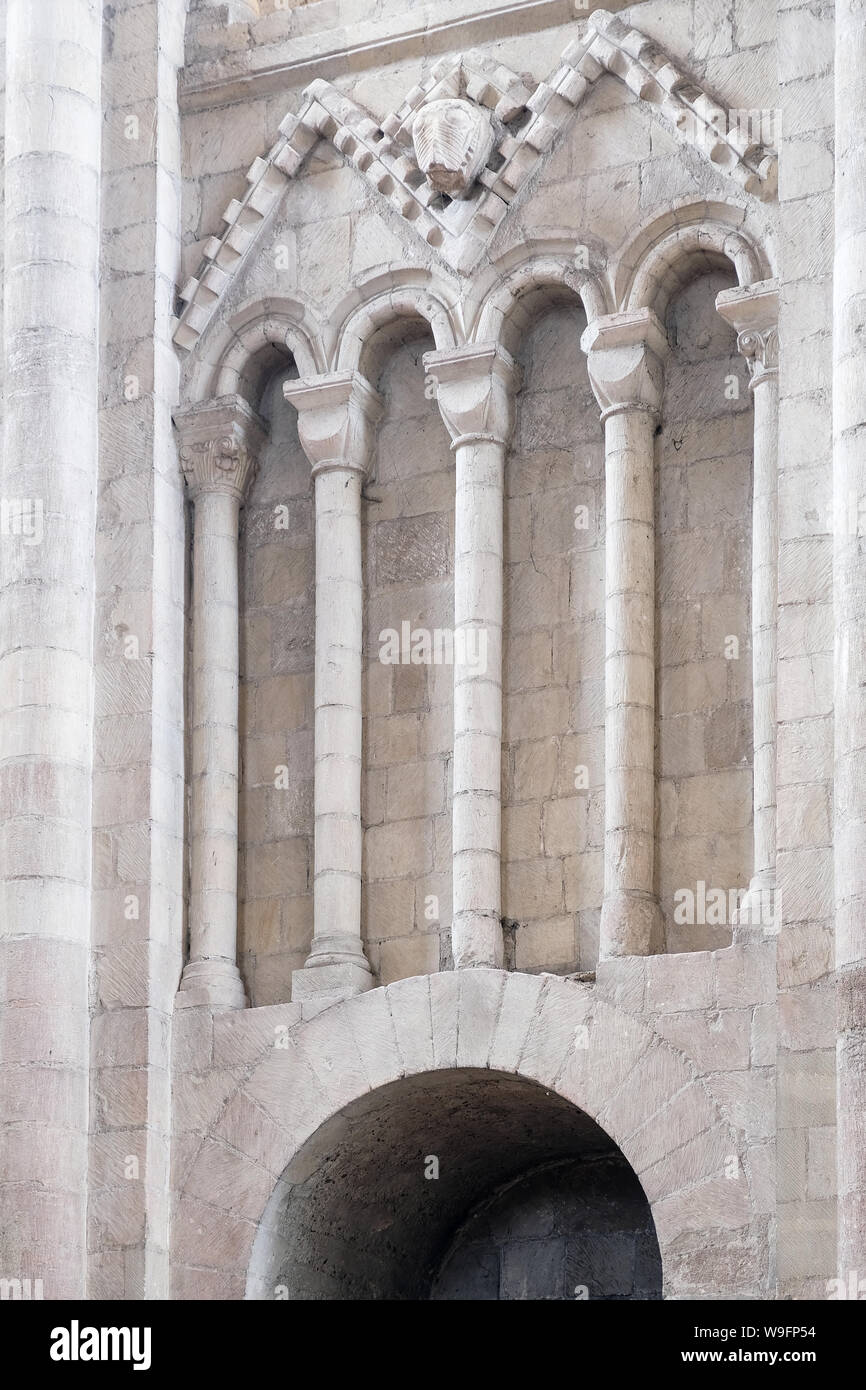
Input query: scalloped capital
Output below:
<box><xmin>283</xmin><ymin>370</ymin><xmax>383</xmax><ymax>476</ymax></box>
<box><xmin>581</xmin><ymin>308</ymin><xmax>668</xmax><ymax>420</ymax></box>
<box><xmin>422</xmin><ymin>342</ymin><xmax>521</xmax><ymax>445</ymax></box>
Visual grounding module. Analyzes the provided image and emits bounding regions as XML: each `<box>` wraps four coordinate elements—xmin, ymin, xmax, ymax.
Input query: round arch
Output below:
<box><xmin>182</xmin><ymin>294</ymin><xmax>327</xmax><ymax>408</ymax></box>
<box><xmin>615</xmin><ymin>202</ymin><xmax>774</xmax><ymax>319</ymax></box>
<box><xmin>249</xmin><ymin>1068</ymin><xmax>662</xmax><ymax>1300</ymax></box>
<box><xmin>171</xmin><ymin>970</ymin><xmax>755</xmax><ymax>1300</ymax></box>
<box><xmin>472</xmin><ymin>248</ymin><xmax>610</xmax><ymax>356</ymax></box>
<box><xmin>332</xmin><ymin>269</ymin><xmax>461</xmax><ymax>379</ymax></box>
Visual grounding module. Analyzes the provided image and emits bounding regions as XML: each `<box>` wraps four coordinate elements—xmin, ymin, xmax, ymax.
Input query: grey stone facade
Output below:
<box><xmin>0</xmin><ymin>0</ymin><xmax>860</xmax><ymax>1301</ymax></box>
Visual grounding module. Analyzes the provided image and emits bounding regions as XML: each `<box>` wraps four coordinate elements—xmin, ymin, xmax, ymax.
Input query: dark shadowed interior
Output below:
<box><xmin>247</xmin><ymin>1068</ymin><xmax>662</xmax><ymax>1300</ymax></box>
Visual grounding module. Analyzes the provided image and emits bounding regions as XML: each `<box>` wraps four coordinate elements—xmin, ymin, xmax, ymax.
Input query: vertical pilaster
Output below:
<box><xmin>176</xmin><ymin>396</ymin><xmax>265</xmax><ymax>1010</ymax></box>
<box><xmin>835</xmin><ymin>0</ymin><xmax>866</xmax><ymax>1286</ymax></box>
<box><xmin>92</xmin><ymin>0</ymin><xmax>189</xmax><ymax>1302</ymax></box>
<box><xmin>0</xmin><ymin>0</ymin><xmax>101</xmax><ymax>1298</ymax></box>
<box><xmin>717</xmin><ymin>282</ymin><xmax>779</xmax><ymax>937</ymax></box>
<box><xmin>284</xmin><ymin>371</ymin><xmax>382</xmax><ymax>1000</ymax></box>
<box><xmin>773</xmin><ymin>0</ymin><xmax>835</xmax><ymax>1300</ymax></box>
<box><xmin>423</xmin><ymin>344</ymin><xmax>520</xmax><ymax>969</ymax></box>
<box><xmin>582</xmin><ymin>310</ymin><xmax>666</xmax><ymax>959</ymax></box>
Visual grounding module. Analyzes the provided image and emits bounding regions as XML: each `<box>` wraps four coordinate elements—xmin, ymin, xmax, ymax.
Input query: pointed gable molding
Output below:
<box><xmin>174</xmin><ymin>9</ymin><xmax>777</xmax><ymax>354</ymax></box>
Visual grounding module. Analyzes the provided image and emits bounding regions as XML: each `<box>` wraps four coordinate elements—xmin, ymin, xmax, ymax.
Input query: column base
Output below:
<box><xmin>452</xmin><ymin>913</ymin><xmax>504</xmax><ymax>969</ymax></box>
<box><xmin>176</xmin><ymin>958</ymin><xmax>247</xmax><ymax>1011</ymax></box>
<box><xmin>599</xmin><ymin>893</ymin><xmax>663</xmax><ymax>959</ymax></box>
<box><xmin>291</xmin><ymin>960</ymin><xmax>373</xmax><ymax>1003</ymax></box>
<box><xmin>731</xmin><ymin>873</ymin><xmax>777</xmax><ymax>940</ymax></box>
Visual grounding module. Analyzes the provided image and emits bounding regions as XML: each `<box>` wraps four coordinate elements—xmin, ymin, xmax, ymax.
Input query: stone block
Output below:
<box><xmin>378</xmin><ymin>932</ymin><xmax>440</xmax><ymax>985</ymax></box>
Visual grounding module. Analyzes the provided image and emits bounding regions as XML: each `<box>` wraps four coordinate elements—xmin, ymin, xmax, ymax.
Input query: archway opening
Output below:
<box><xmin>246</xmin><ymin>1068</ymin><xmax>661</xmax><ymax>1300</ymax></box>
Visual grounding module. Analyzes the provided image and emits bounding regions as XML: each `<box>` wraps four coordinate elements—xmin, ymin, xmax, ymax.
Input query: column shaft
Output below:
<box><xmin>176</xmin><ymin>396</ymin><xmax>264</xmax><ymax>1010</ymax></box>
<box><xmin>424</xmin><ymin>344</ymin><xmax>519</xmax><ymax>969</ymax></box>
<box><xmin>602</xmin><ymin>407</ymin><xmax>659</xmax><ymax>954</ymax></box>
<box><xmin>834</xmin><ymin>0</ymin><xmax>866</xmax><ymax>1281</ymax></box>
<box><xmin>311</xmin><ymin>465</ymin><xmax>365</xmax><ymax>969</ymax></box>
<box><xmin>717</xmin><ymin>281</ymin><xmax>779</xmax><ymax>936</ymax></box>
<box><xmin>751</xmin><ymin>371</ymin><xmax>779</xmax><ymax>903</ymax></box>
<box><xmin>452</xmin><ymin>436</ymin><xmax>505</xmax><ymax>967</ymax></box>
<box><xmin>189</xmin><ymin>489</ymin><xmax>243</xmax><ymax>987</ymax></box>
<box><xmin>0</xmin><ymin>0</ymin><xmax>101</xmax><ymax>1297</ymax></box>
<box><xmin>582</xmin><ymin>310</ymin><xmax>666</xmax><ymax>959</ymax></box>
<box><xmin>284</xmin><ymin>372</ymin><xmax>381</xmax><ymax>1000</ymax></box>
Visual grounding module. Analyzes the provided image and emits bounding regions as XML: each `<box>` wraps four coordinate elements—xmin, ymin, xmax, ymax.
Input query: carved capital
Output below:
<box><xmin>716</xmin><ymin>279</ymin><xmax>779</xmax><ymax>388</ymax></box>
<box><xmin>422</xmin><ymin>343</ymin><xmax>521</xmax><ymax>447</ymax></box>
<box><xmin>175</xmin><ymin>395</ymin><xmax>266</xmax><ymax>501</ymax></box>
<box><xmin>283</xmin><ymin>371</ymin><xmax>383</xmax><ymax>477</ymax></box>
<box><xmin>580</xmin><ymin>308</ymin><xmax>667</xmax><ymax>420</ymax></box>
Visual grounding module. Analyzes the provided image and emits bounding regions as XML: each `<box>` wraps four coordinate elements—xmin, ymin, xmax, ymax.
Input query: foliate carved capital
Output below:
<box><xmin>737</xmin><ymin>325</ymin><xmax>778</xmax><ymax>385</ymax></box>
<box><xmin>422</xmin><ymin>343</ymin><xmax>521</xmax><ymax>447</ymax></box>
<box><xmin>715</xmin><ymin>279</ymin><xmax>779</xmax><ymax>388</ymax></box>
<box><xmin>580</xmin><ymin>308</ymin><xmax>667</xmax><ymax>421</ymax></box>
<box><xmin>175</xmin><ymin>395</ymin><xmax>266</xmax><ymax>501</ymax></box>
<box><xmin>283</xmin><ymin>371</ymin><xmax>383</xmax><ymax>477</ymax></box>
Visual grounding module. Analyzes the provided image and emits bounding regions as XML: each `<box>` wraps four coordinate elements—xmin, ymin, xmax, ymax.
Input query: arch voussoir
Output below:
<box><xmin>597</xmin><ymin>1039</ymin><xmax>699</xmax><ymax>1152</ymax></box>
<box><xmin>213</xmin><ymin>1088</ymin><xmax>296</xmax><ymax>1180</ymax></box>
<box><xmin>487</xmin><ymin>969</ymin><xmax>547</xmax><ymax>1073</ymax></box>
<box><xmin>386</xmin><ymin>974</ymin><xmax>435</xmax><ymax>1075</ymax></box>
<box><xmin>516</xmin><ymin>976</ymin><xmax>594</xmax><ymax>1088</ymax></box>
<box><xmin>429</xmin><ymin>970</ymin><xmax>461</xmax><ymax>1069</ymax></box>
<box><xmin>455</xmin><ymin>967</ymin><xmax>507</xmax><ymax>1068</ymax></box>
<box><xmin>639</xmin><ymin>1123</ymin><xmax>736</xmax><ymax>1207</ymax></box>
<box><xmin>342</xmin><ymin>985</ymin><xmax>404</xmax><ymax>1092</ymax></box>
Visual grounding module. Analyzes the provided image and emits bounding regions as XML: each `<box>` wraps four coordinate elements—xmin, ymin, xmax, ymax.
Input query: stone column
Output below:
<box><xmin>423</xmin><ymin>344</ymin><xmax>521</xmax><ymax>969</ymax></box>
<box><xmin>834</xmin><ymin>0</ymin><xmax>866</xmax><ymax>1283</ymax></box>
<box><xmin>176</xmin><ymin>397</ymin><xmax>265</xmax><ymax>1010</ymax></box>
<box><xmin>0</xmin><ymin>0</ymin><xmax>101</xmax><ymax>1298</ymax></box>
<box><xmin>581</xmin><ymin>310</ymin><xmax>666</xmax><ymax>959</ymax></box>
<box><xmin>717</xmin><ymin>282</ymin><xmax>779</xmax><ymax>937</ymax></box>
<box><xmin>283</xmin><ymin>372</ymin><xmax>382</xmax><ymax>1000</ymax></box>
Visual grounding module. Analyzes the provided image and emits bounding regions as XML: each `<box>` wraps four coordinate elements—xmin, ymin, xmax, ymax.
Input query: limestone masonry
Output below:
<box><xmin>0</xmin><ymin>0</ymin><xmax>861</xmax><ymax>1300</ymax></box>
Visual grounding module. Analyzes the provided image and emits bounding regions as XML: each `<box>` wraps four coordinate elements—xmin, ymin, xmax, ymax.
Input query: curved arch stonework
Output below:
<box><xmin>615</xmin><ymin>202</ymin><xmax>774</xmax><ymax>316</ymax></box>
<box><xmin>331</xmin><ymin>269</ymin><xmax>461</xmax><ymax>372</ymax></box>
<box><xmin>471</xmin><ymin>247</ymin><xmax>610</xmax><ymax>352</ymax></box>
<box><xmin>171</xmin><ymin>964</ymin><xmax>770</xmax><ymax>1301</ymax></box>
<box><xmin>184</xmin><ymin>293</ymin><xmax>327</xmax><ymax>406</ymax></box>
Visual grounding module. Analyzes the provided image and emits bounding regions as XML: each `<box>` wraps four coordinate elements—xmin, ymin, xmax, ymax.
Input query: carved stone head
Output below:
<box><xmin>411</xmin><ymin>97</ymin><xmax>495</xmax><ymax>199</ymax></box>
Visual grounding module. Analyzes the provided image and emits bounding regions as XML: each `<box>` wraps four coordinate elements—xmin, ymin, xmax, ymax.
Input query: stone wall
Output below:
<box><xmin>238</xmin><ymin>365</ymin><xmax>315</xmax><ymax>1007</ymax></box>
<box><xmin>5</xmin><ymin>0</ymin><xmax>860</xmax><ymax>1306</ymax></box>
<box><xmin>657</xmin><ymin>270</ymin><xmax>754</xmax><ymax>954</ymax></box>
<box><xmin>502</xmin><ymin>305</ymin><xmax>605</xmax><ymax>974</ymax></box>
<box><xmin>174</xmin><ymin>963</ymin><xmax>771</xmax><ymax>1299</ymax></box>
<box><xmin>362</xmin><ymin>336</ymin><xmax>454</xmax><ymax>983</ymax></box>
<box><xmin>774</xmin><ymin>0</ymin><xmax>836</xmax><ymax>1301</ymax></box>
<box><xmin>432</xmin><ymin>1155</ymin><xmax>662</xmax><ymax>1300</ymax></box>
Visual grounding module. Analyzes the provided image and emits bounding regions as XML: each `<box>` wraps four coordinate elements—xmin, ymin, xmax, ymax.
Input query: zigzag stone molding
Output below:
<box><xmin>174</xmin><ymin>9</ymin><xmax>777</xmax><ymax>353</ymax></box>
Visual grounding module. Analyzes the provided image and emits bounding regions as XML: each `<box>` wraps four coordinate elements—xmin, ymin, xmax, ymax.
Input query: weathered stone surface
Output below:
<box><xmin>0</xmin><ymin>0</ymin><xmax>853</xmax><ymax>1308</ymax></box>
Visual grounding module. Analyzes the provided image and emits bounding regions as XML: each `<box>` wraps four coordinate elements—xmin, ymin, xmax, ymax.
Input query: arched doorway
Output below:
<box><xmin>172</xmin><ymin>971</ymin><xmax>755</xmax><ymax>1300</ymax></box>
<box><xmin>246</xmin><ymin>1068</ymin><xmax>661</xmax><ymax>1300</ymax></box>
